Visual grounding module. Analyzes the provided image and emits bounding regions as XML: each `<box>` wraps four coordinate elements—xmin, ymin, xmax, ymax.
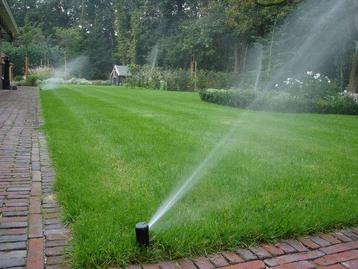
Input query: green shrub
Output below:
<box><xmin>126</xmin><ymin>65</ymin><xmax>234</xmax><ymax>91</ymax></box>
<box><xmin>15</xmin><ymin>75</ymin><xmax>41</xmax><ymax>87</ymax></box>
<box><xmin>91</xmin><ymin>80</ymin><xmax>111</xmax><ymax>86</ymax></box>
<box><xmin>199</xmin><ymin>72</ymin><xmax>358</xmax><ymax>115</ymax></box>
<box><xmin>196</xmin><ymin>70</ymin><xmax>235</xmax><ymax>90</ymax></box>
<box><xmin>317</xmin><ymin>94</ymin><xmax>358</xmax><ymax>115</ymax></box>
<box><xmin>26</xmin><ymin>75</ymin><xmax>41</xmax><ymax>86</ymax></box>
<box><xmin>199</xmin><ymin>89</ymin><xmax>358</xmax><ymax>115</ymax></box>
<box><xmin>15</xmin><ymin>80</ymin><xmax>27</xmax><ymax>86</ymax></box>
<box><xmin>273</xmin><ymin>72</ymin><xmax>340</xmax><ymax>99</ymax></box>
<box><xmin>14</xmin><ymin>75</ymin><xmax>23</xmax><ymax>82</ymax></box>
<box><xmin>200</xmin><ymin>89</ymin><xmax>257</xmax><ymax>107</ymax></box>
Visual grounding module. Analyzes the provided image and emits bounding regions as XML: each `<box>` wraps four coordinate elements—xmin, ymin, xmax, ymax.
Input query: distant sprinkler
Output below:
<box><xmin>135</xmin><ymin>222</ymin><xmax>149</xmax><ymax>247</ymax></box>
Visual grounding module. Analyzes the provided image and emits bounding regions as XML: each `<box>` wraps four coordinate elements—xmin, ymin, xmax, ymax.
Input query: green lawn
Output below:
<box><xmin>41</xmin><ymin>85</ymin><xmax>358</xmax><ymax>268</ymax></box>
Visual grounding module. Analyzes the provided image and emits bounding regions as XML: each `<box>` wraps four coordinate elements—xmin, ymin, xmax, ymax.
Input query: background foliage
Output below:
<box><xmin>0</xmin><ymin>0</ymin><xmax>357</xmax><ymax>91</ymax></box>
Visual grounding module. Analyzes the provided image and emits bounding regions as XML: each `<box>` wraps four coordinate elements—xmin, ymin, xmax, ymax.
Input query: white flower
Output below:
<box><xmin>275</xmin><ymin>84</ymin><xmax>279</xmax><ymax>88</ymax></box>
<box><xmin>314</xmin><ymin>73</ymin><xmax>321</xmax><ymax>79</ymax></box>
<box><xmin>307</xmin><ymin>71</ymin><xmax>313</xmax><ymax>76</ymax></box>
<box><xmin>324</xmin><ymin>76</ymin><xmax>332</xmax><ymax>84</ymax></box>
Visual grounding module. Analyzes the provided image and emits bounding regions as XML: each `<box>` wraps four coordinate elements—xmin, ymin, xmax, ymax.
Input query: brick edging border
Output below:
<box><xmin>26</xmin><ymin>88</ymin><xmax>71</xmax><ymax>269</ymax></box>
<box><xmin>130</xmin><ymin>228</ymin><xmax>358</xmax><ymax>269</ymax></box>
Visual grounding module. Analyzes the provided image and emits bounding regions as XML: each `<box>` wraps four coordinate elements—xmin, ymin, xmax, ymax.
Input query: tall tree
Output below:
<box><xmin>16</xmin><ymin>17</ymin><xmax>44</xmax><ymax>78</ymax></box>
<box><xmin>55</xmin><ymin>27</ymin><xmax>81</xmax><ymax>78</ymax></box>
<box><xmin>348</xmin><ymin>0</ymin><xmax>358</xmax><ymax>93</ymax></box>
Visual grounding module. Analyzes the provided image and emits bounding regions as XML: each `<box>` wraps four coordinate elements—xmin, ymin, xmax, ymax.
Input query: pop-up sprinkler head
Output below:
<box><xmin>135</xmin><ymin>222</ymin><xmax>149</xmax><ymax>247</ymax></box>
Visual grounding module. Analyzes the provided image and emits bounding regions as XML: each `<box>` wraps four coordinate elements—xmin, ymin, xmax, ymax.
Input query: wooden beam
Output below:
<box><xmin>0</xmin><ymin>0</ymin><xmax>19</xmax><ymax>39</ymax></box>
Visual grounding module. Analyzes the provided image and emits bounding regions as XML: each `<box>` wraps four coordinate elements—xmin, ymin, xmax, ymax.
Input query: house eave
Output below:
<box><xmin>0</xmin><ymin>0</ymin><xmax>19</xmax><ymax>40</ymax></box>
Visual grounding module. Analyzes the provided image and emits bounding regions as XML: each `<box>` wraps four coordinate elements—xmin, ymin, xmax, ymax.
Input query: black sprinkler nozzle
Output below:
<box><xmin>135</xmin><ymin>222</ymin><xmax>149</xmax><ymax>247</ymax></box>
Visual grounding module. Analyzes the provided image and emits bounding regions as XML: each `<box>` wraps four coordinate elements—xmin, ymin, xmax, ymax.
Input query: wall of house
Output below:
<box><xmin>0</xmin><ymin>54</ymin><xmax>4</xmax><ymax>89</ymax></box>
<box><xmin>0</xmin><ymin>53</ymin><xmax>11</xmax><ymax>90</ymax></box>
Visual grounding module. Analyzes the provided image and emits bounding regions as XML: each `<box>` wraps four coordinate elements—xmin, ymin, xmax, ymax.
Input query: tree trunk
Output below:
<box><xmin>234</xmin><ymin>45</ymin><xmax>240</xmax><ymax>73</ymax></box>
<box><xmin>242</xmin><ymin>43</ymin><xmax>249</xmax><ymax>73</ymax></box>
<box><xmin>64</xmin><ymin>50</ymin><xmax>67</xmax><ymax>79</ymax></box>
<box><xmin>24</xmin><ymin>50</ymin><xmax>29</xmax><ymax>79</ymax></box>
<box><xmin>267</xmin><ymin>20</ymin><xmax>277</xmax><ymax>79</ymax></box>
<box><xmin>348</xmin><ymin>50</ymin><xmax>358</xmax><ymax>93</ymax></box>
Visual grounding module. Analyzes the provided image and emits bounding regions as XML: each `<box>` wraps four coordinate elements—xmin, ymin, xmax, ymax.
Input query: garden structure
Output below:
<box><xmin>110</xmin><ymin>65</ymin><xmax>131</xmax><ymax>86</ymax></box>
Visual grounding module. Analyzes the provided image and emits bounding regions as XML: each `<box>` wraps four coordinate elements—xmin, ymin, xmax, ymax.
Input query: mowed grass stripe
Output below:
<box><xmin>73</xmin><ymin>85</ymin><xmax>358</xmax><ymax>147</ymax></box>
<box><xmin>68</xmin><ymin>85</ymin><xmax>235</xmax><ymax>136</ymax></box>
<box><xmin>48</xmin><ymin>86</ymin><xmax>212</xmax><ymax>211</ymax></box>
<box><xmin>64</xmin><ymin>85</ymin><xmax>358</xmax><ymax>167</ymax></box>
<box><xmin>41</xmin><ymin>85</ymin><xmax>358</xmax><ymax>268</ymax></box>
<box><xmin>60</xmin><ymin>85</ymin><xmax>327</xmax><ymax>170</ymax></box>
<box><xmin>66</xmin><ymin>85</ymin><xmax>344</xmax><ymax>147</ymax></box>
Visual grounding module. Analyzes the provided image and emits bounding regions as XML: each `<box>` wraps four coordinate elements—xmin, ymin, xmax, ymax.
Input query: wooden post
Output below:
<box><xmin>10</xmin><ymin>63</ymin><xmax>14</xmax><ymax>83</ymax></box>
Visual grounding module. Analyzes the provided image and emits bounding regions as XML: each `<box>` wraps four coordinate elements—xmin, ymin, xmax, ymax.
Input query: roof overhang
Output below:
<box><xmin>0</xmin><ymin>0</ymin><xmax>19</xmax><ymax>41</ymax></box>
<box><xmin>114</xmin><ymin>65</ymin><xmax>131</xmax><ymax>77</ymax></box>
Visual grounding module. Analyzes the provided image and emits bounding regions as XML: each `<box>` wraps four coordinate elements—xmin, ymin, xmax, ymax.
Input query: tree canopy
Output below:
<box><xmin>1</xmin><ymin>0</ymin><xmax>357</xmax><ymax>91</ymax></box>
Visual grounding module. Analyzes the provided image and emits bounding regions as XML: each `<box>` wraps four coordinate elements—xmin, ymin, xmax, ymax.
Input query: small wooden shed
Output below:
<box><xmin>110</xmin><ymin>65</ymin><xmax>131</xmax><ymax>85</ymax></box>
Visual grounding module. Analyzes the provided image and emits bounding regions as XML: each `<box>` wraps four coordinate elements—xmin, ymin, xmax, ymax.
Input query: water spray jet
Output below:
<box><xmin>147</xmin><ymin>0</ymin><xmax>356</xmax><ymax>230</ymax></box>
<box><xmin>135</xmin><ymin>222</ymin><xmax>149</xmax><ymax>247</ymax></box>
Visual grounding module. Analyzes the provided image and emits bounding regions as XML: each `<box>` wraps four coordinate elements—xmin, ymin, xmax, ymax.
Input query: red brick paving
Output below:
<box><xmin>1</xmin><ymin>88</ymin><xmax>358</xmax><ymax>269</ymax></box>
<box><xmin>0</xmin><ymin>88</ymin><xmax>69</xmax><ymax>269</ymax></box>
<box><xmin>222</xmin><ymin>252</ymin><xmax>244</xmax><ymax>264</ymax></box>
<box><xmin>130</xmin><ymin>229</ymin><xmax>358</xmax><ymax>269</ymax></box>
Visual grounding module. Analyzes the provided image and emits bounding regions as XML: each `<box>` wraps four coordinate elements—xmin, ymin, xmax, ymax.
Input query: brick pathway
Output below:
<box><xmin>132</xmin><ymin>228</ymin><xmax>358</xmax><ymax>269</ymax></box>
<box><xmin>0</xmin><ymin>88</ymin><xmax>69</xmax><ymax>269</ymax></box>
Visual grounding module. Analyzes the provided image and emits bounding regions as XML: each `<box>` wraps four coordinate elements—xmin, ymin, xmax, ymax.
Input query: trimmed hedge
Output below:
<box><xmin>199</xmin><ymin>89</ymin><xmax>358</xmax><ymax>115</ymax></box>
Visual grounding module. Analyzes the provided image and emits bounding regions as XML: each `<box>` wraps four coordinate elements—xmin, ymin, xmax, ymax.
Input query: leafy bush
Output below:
<box><xmin>92</xmin><ymin>80</ymin><xmax>111</xmax><ymax>86</ymax></box>
<box><xmin>15</xmin><ymin>75</ymin><xmax>41</xmax><ymax>86</ymax></box>
<box><xmin>200</xmin><ymin>89</ymin><xmax>257</xmax><ymax>107</ymax></box>
<box><xmin>14</xmin><ymin>80</ymin><xmax>27</xmax><ymax>86</ymax></box>
<box><xmin>274</xmin><ymin>72</ymin><xmax>338</xmax><ymax>99</ymax></box>
<box><xmin>126</xmin><ymin>65</ymin><xmax>234</xmax><ymax>91</ymax></box>
<box><xmin>38</xmin><ymin>78</ymin><xmax>111</xmax><ymax>89</ymax></box>
<box><xmin>29</xmin><ymin>67</ymin><xmax>54</xmax><ymax>81</ymax></box>
<box><xmin>14</xmin><ymin>75</ymin><xmax>23</xmax><ymax>82</ymax></box>
<box><xmin>15</xmin><ymin>68</ymin><xmax>55</xmax><ymax>87</ymax></box>
<box><xmin>200</xmin><ymin>72</ymin><xmax>358</xmax><ymax>115</ymax></box>
<box><xmin>199</xmin><ymin>89</ymin><xmax>358</xmax><ymax>115</ymax></box>
<box><xmin>27</xmin><ymin>75</ymin><xmax>42</xmax><ymax>86</ymax></box>
<box><xmin>66</xmin><ymin>78</ymin><xmax>92</xmax><ymax>85</ymax></box>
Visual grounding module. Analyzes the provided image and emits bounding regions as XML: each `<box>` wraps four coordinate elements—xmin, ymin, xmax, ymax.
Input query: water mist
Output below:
<box><xmin>254</xmin><ymin>44</ymin><xmax>263</xmax><ymax>93</ymax></box>
<box><xmin>147</xmin><ymin>0</ymin><xmax>358</xmax><ymax>231</ymax></box>
<box><xmin>148</xmin><ymin>43</ymin><xmax>160</xmax><ymax>70</ymax></box>
<box><xmin>41</xmin><ymin>56</ymin><xmax>89</xmax><ymax>90</ymax></box>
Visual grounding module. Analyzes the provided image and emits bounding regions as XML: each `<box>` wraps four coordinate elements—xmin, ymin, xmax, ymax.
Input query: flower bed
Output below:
<box><xmin>199</xmin><ymin>73</ymin><xmax>358</xmax><ymax>115</ymax></box>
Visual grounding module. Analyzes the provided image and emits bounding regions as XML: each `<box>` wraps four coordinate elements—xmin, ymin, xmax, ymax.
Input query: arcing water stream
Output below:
<box><xmin>149</xmin><ymin>0</ymin><xmax>357</xmax><ymax>229</ymax></box>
